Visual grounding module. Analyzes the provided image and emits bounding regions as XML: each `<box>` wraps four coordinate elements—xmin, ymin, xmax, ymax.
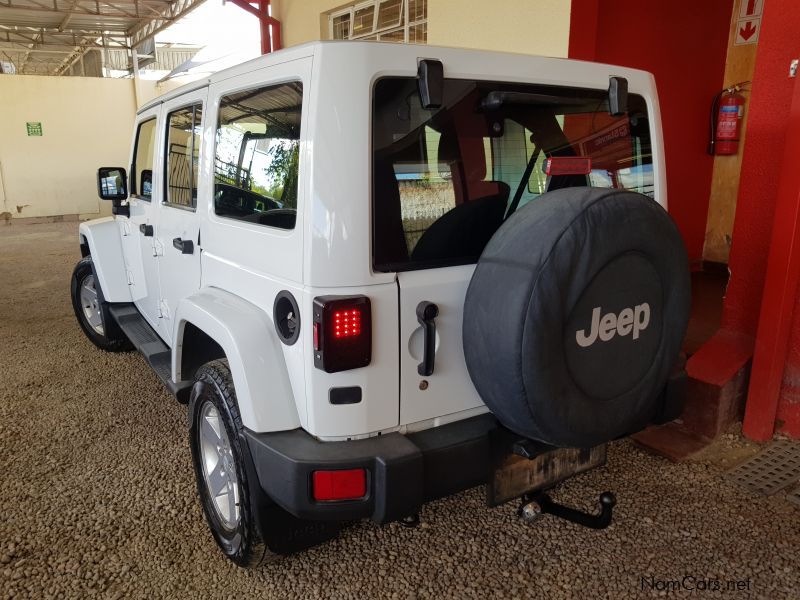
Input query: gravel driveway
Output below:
<box><xmin>1</xmin><ymin>221</ymin><xmax>798</xmax><ymax>599</ymax></box>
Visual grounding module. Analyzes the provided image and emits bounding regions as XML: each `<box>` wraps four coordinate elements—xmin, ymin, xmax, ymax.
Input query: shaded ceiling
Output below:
<box><xmin>0</xmin><ymin>0</ymin><xmax>205</xmax><ymax>75</ymax></box>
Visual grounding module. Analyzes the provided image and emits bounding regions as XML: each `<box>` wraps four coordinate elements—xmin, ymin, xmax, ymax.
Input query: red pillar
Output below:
<box><xmin>228</xmin><ymin>0</ymin><xmax>282</xmax><ymax>54</ymax></box>
<box><xmin>743</xmin><ymin>76</ymin><xmax>800</xmax><ymax>440</ymax></box>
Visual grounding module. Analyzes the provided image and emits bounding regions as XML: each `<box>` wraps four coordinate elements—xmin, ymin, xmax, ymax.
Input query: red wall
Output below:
<box><xmin>740</xmin><ymin>0</ymin><xmax>800</xmax><ymax>439</ymax></box>
<box><xmin>569</xmin><ymin>0</ymin><xmax>732</xmax><ymax>262</ymax></box>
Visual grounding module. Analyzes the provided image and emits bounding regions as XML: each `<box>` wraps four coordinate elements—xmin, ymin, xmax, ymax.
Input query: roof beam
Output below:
<box><xmin>0</xmin><ymin>24</ymin><xmax>130</xmax><ymax>36</ymax></box>
<box><xmin>0</xmin><ymin>0</ymin><xmax>171</xmax><ymax>19</ymax></box>
<box><xmin>0</xmin><ymin>31</ymin><xmax>129</xmax><ymax>48</ymax></box>
<box><xmin>128</xmin><ymin>0</ymin><xmax>205</xmax><ymax>47</ymax></box>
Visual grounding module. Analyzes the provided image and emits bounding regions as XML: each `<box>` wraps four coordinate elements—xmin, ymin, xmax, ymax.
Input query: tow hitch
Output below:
<box><xmin>486</xmin><ymin>429</ymin><xmax>616</xmax><ymax>529</ymax></box>
<box><xmin>518</xmin><ymin>491</ymin><xmax>616</xmax><ymax>530</ymax></box>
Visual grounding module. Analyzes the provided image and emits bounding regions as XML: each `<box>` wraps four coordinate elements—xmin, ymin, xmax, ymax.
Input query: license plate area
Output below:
<box><xmin>487</xmin><ymin>440</ymin><xmax>607</xmax><ymax>507</ymax></box>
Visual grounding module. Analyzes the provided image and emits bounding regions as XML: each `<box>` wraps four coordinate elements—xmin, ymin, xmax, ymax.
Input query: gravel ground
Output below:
<box><xmin>1</xmin><ymin>221</ymin><xmax>798</xmax><ymax>599</ymax></box>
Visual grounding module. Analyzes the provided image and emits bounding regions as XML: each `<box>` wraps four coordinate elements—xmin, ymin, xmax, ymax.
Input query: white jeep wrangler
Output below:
<box><xmin>71</xmin><ymin>41</ymin><xmax>690</xmax><ymax>567</ymax></box>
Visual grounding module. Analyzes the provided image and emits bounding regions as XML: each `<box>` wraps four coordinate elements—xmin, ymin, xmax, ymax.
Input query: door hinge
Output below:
<box><xmin>126</xmin><ymin>270</ymin><xmax>134</xmax><ymax>285</ymax></box>
<box><xmin>153</xmin><ymin>239</ymin><xmax>164</xmax><ymax>257</ymax></box>
<box><xmin>158</xmin><ymin>299</ymin><xmax>171</xmax><ymax>320</ymax></box>
<box><xmin>121</xmin><ymin>221</ymin><xmax>131</xmax><ymax>237</ymax></box>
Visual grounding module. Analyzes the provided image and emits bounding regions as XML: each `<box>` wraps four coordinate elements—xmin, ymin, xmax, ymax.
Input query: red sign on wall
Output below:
<box><xmin>735</xmin><ymin>0</ymin><xmax>763</xmax><ymax>45</ymax></box>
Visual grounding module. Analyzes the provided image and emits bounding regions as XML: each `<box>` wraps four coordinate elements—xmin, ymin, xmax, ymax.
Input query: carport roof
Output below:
<box><xmin>0</xmin><ymin>0</ymin><xmax>205</xmax><ymax>75</ymax></box>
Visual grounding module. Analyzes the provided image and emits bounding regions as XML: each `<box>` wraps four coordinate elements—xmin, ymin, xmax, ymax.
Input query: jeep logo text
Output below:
<box><xmin>575</xmin><ymin>303</ymin><xmax>651</xmax><ymax>348</ymax></box>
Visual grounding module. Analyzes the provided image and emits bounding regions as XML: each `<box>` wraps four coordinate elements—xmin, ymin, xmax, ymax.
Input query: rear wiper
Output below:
<box><xmin>480</xmin><ymin>91</ymin><xmax>588</xmax><ymax>111</ymax></box>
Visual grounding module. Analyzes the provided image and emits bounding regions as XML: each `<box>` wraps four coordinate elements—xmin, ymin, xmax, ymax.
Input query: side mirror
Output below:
<box><xmin>97</xmin><ymin>167</ymin><xmax>129</xmax><ymax>217</ymax></box>
<box><xmin>97</xmin><ymin>167</ymin><xmax>128</xmax><ymax>201</ymax></box>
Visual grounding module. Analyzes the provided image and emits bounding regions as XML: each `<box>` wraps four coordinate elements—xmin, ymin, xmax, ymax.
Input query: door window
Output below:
<box><xmin>165</xmin><ymin>104</ymin><xmax>203</xmax><ymax>209</ymax></box>
<box><xmin>213</xmin><ymin>82</ymin><xmax>302</xmax><ymax>230</ymax></box>
<box><xmin>132</xmin><ymin>118</ymin><xmax>156</xmax><ymax>199</ymax></box>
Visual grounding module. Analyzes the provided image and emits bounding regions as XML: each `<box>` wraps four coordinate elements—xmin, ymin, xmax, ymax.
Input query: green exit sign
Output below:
<box><xmin>26</xmin><ymin>122</ymin><xmax>43</xmax><ymax>136</ymax></box>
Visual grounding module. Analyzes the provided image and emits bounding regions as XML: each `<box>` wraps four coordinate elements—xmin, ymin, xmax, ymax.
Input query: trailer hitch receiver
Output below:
<box><xmin>519</xmin><ymin>491</ymin><xmax>616</xmax><ymax>530</ymax></box>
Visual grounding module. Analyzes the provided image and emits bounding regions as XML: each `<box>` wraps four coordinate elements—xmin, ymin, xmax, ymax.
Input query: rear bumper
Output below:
<box><xmin>244</xmin><ymin>413</ymin><xmax>497</xmax><ymax>523</ymax></box>
<box><xmin>244</xmin><ymin>365</ymin><xmax>687</xmax><ymax>524</ymax></box>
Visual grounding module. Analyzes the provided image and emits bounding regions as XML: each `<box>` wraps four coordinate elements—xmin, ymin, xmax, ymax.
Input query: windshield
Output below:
<box><xmin>372</xmin><ymin>77</ymin><xmax>653</xmax><ymax>271</ymax></box>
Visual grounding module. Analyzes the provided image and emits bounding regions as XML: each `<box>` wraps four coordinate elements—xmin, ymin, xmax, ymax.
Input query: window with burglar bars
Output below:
<box><xmin>329</xmin><ymin>0</ymin><xmax>427</xmax><ymax>44</ymax></box>
<box><xmin>165</xmin><ymin>104</ymin><xmax>202</xmax><ymax>209</ymax></box>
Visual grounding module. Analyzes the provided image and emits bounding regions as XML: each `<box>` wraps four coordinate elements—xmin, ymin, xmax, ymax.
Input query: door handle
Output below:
<box><xmin>139</xmin><ymin>224</ymin><xmax>153</xmax><ymax>237</ymax></box>
<box><xmin>416</xmin><ymin>301</ymin><xmax>439</xmax><ymax>376</ymax></box>
<box><xmin>172</xmin><ymin>237</ymin><xmax>194</xmax><ymax>254</ymax></box>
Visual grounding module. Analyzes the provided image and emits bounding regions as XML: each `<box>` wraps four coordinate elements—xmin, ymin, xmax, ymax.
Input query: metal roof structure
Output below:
<box><xmin>0</xmin><ymin>0</ymin><xmax>206</xmax><ymax>75</ymax></box>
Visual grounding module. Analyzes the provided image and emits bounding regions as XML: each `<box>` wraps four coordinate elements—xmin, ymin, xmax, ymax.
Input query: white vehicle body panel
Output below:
<box><xmin>173</xmin><ymin>288</ymin><xmax>300</xmax><ymax>432</ymax></box>
<box><xmin>157</xmin><ymin>87</ymin><xmax>208</xmax><ymax>342</ymax></box>
<box><xmin>79</xmin><ymin>218</ymin><xmax>131</xmax><ymax>303</ymax></box>
<box><xmin>123</xmin><ymin>104</ymin><xmax>166</xmax><ymax>336</ymax></box>
<box><xmin>397</xmin><ymin>265</ymin><xmax>486</xmax><ymax>425</ymax></box>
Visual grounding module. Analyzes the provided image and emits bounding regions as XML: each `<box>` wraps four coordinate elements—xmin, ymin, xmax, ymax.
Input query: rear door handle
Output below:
<box><xmin>172</xmin><ymin>237</ymin><xmax>194</xmax><ymax>254</ymax></box>
<box><xmin>139</xmin><ymin>224</ymin><xmax>153</xmax><ymax>237</ymax></box>
<box><xmin>416</xmin><ymin>301</ymin><xmax>439</xmax><ymax>376</ymax></box>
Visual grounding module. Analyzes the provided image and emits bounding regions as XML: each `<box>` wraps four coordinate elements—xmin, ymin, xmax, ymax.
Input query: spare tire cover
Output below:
<box><xmin>463</xmin><ymin>188</ymin><xmax>690</xmax><ymax>448</ymax></box>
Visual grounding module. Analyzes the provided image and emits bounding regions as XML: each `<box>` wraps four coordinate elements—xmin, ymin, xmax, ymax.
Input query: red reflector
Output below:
<box><xmin>312</xmin><ymin>469</ymin><xmax>367</xmax><ymax>502</ymax></box>
<box><xmin>313</xmin><ymin>322</ymin><xmax>320</xmax><ymax>351</ymax></box>
<box><xmin>544</xmin><ymin>156</ymin><xmax>592</xmax><ymax>176</ymax></box>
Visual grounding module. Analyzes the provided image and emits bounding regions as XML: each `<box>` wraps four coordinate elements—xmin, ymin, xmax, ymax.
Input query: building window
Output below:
<box><xmin>330</xmin><ymin>0</ymin><xmax>427</xmax><ymax>44</ymax></box>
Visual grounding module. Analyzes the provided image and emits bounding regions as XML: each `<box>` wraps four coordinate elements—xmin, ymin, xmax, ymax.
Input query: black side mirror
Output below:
<box><xmin>97</xmin><ymin>167</ymin><xmax>129</xmax><ymax>217</ymax></box>
<box><xmin>97</xmin><ymin>167</ymin><xmax>128</xmax><ymax>201</ymax></box>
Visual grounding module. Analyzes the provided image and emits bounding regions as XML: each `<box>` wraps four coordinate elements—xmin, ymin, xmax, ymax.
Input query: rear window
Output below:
<box><xmin>372</xmin><ymin>77</ymin><xmax>653</xmax><ymax>272</ymax></box>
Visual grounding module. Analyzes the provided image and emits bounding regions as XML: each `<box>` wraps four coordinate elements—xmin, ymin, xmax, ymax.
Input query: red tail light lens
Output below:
<box><xmin>333</xmin><ymin>309</ymin><xmax>362</xmax><ymax>338</ymax></box>
<box><xmin>313</xmin><ymin>295</ymin><xmax>371</xmax><ymax>373</ymax></box>
<box><xmin>312</xmin><ymin>469</ymin><xmax>367</xmax><ymax>502</ymax></box>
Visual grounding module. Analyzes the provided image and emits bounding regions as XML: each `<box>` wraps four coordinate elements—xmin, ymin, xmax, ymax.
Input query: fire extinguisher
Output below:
<box><xmin>708</xmin><ymin>83</ymin><xmax>748</xmax><ymax>155</ymax></box>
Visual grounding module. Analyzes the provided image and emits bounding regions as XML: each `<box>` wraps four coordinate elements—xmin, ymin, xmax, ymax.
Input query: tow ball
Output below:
<box><xmin>518</xmin><ymin>491</ymin><xmax>616</xmax><ymax>530</ymax></box>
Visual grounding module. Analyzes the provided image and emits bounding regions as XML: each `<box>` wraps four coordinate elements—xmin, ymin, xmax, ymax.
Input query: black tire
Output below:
<box><xmin>70</xmin><ymin>256</ymin><xmax>132</xmax><ymax>352</ymax></box>
<box><xmin>463</xmin><ymin>188</ymin><xmax>690</xmax><ymax>448</ymax></box>
<box><xmin>189</xmin><ymin>360</ymin><xmax>269</xmax><ymax>568</ymax></box>
<box><xmin>189</xmin><ymin>360</ymin><xmax>340</xmax><ymax>567</ymax></box>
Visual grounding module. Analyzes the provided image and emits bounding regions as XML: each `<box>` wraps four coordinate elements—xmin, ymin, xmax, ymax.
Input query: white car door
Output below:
<box><xmin>154</xmin><ymin>88</ymin><xmax>208</xmax><ymax>343</ymax></box>
<box><xmin>120</xmin><ymin>108</ymin><xmax>164</xmax><ymax>334</ymax></box>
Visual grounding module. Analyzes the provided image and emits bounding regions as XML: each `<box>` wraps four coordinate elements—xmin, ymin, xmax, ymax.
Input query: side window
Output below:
<box><xmin>214</xmin><ymin>82</ymin><xmax>302</xmax><ymax>231</ymax></box>
<box><xmin>132</xmin><ymin>118</ymin><xmax>156</xmax><ymax>199</ymax></box>
<box><xmin>165</xmin><ymin>104</ymin><xmax>203</xmax><ymax>209</ymax></box>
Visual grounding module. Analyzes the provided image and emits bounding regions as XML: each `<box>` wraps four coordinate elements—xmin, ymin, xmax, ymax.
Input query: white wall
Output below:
<box><xmin>0</xmin><ymin>75</ymin><xmax>137</xmax><ymax>220</ymax></box>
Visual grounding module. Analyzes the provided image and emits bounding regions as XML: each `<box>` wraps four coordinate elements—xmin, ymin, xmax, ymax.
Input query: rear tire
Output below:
<box><xmin>70</xmin><ymin>256</ymin><xmax>132</xmax><ymax>352</ymax></box>
<box><xmin>189</xmin><ymin>359</ymin><xmax>341</xmax><ymax>567</ymax></box>
<box><xmin>189</xmin><ymin>360</ymin><xmax>269</xmax><ymax>568</ymax></box>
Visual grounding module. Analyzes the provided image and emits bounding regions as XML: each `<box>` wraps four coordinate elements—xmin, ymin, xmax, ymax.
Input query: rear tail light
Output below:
<box><xmin>312</xmin><ymin>469</ymin><xmax>367</xmax><ymax>502</ymax></box>
<box><xmin>313</xmin><ymin>295</ymin><xmax>371</xmax><ymax>373</ymax></box>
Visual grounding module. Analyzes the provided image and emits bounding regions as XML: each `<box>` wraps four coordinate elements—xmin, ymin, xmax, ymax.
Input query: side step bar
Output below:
<box><xmin>107</xmin><ymin>304</ymin><xmax>193</xmax><ymax>403</ymax></box>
